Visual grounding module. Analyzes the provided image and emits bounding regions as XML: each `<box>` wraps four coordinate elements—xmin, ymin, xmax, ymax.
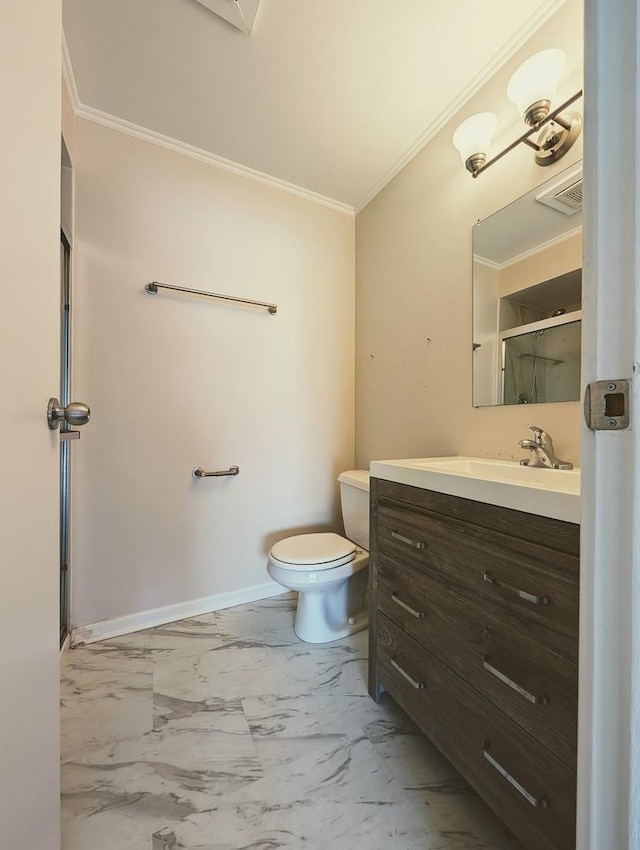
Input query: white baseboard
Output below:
<box><xmin>71</xmin><ymin>580</ymin><xmax>285</xmax><ymax>646</ymax></box>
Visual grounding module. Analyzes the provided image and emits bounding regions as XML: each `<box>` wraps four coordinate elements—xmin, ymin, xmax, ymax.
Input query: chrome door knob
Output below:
<box><xmin>47</xmin><ymin>398</ymin><xmax>91</xmax><ymax>430</ymax></box>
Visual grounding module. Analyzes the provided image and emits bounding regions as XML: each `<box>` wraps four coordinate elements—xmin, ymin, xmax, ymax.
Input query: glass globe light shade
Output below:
<box><xmin>507</xmin><ymin>48</ymin><xmax>566</xmax><ymax>121</ymax></box>
<box><xmin>452</xmin><ymin>112</ymin><xmax>498</xmax><ymax>169</ymax></box>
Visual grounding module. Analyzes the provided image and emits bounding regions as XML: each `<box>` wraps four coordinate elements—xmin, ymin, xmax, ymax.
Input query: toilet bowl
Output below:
<box><xmin>266</xmin><ymin>471</ymin><xmax>370</xmax><ymax>643</ymax></box>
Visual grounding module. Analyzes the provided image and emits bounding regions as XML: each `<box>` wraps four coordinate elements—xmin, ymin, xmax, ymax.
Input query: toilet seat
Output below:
<box><xmin>269</xmin><ymin>532</ymin><xmax>357</xmax><ymax>572</ymax></box>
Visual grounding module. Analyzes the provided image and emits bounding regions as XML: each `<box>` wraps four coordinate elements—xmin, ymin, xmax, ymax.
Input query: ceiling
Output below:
<box><xmin>63</xmin><ymin>0</ymin><xmax>568</xmax><ymax>211</ymax></box>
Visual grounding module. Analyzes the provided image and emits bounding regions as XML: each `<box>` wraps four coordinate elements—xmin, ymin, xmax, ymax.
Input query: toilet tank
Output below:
<box><xmin>338</xmin><ymin>470</ymin><xmax>370</xmax><ymax>550</ymax></box>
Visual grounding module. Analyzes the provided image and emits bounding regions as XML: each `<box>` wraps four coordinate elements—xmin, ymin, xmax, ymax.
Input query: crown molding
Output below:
<box><xmin>63</xmin><ymin>0</ymin><xmax>565</xmax><ymax>220</ymax></box>
<box><xmin>473</xmin><ymin>254</ymin><xmax>502</xmax><ymax>271</ymax></box>
<box><xmin>499</xmin><ymin>225</ymin><xmax>582</xmax><ymax>269</ymax></box>
<box><xmin>474</xmin><ymin>224</ymin><xmax>582</xmax><ymax>271</ymax></box>
<box><xmin>62</xmin><ymin>30</ymin><xmax>353</xmax><ymax>217</ymax></box>
<box><xmin>354</xmin><ymin>0</ymin><xmax>568</xmax><ymax>214</ymax></box>
<box><xmin>74</xmin><ymin>103</ymin><xmax>355</xmax><ymax>215</ymax></box>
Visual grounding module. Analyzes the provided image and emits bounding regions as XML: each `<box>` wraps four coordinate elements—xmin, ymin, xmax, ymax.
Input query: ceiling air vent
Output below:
<box><xmin>536</xmin><ymin>167</ymin><xmax>583</xmax><ymax>215</ymax></box>
<box><xmin>194</xmin><ymin>0</ymin><xmax>262</xmax><ymax>33</ymax></box>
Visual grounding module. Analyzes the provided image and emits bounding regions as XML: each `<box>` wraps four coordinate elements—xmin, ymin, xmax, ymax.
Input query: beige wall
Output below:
<box><xmin>71</xmin><ymin>119</ymin><xmax>355</xmax><ymax>627</ymax></box>
<box><xmin>355</xmin><ymin>0</ymin><xmax>583</xmax><ymax>469</ymax></box>
<box><xmin>0</xmin><ymin>2</ymin><xmax>62</xmax><ymax>847</ymax></box>
<box><xmin>500</xmin><ymin>232</ymin><xmax>582</xmax><ymax>297</ymax></box>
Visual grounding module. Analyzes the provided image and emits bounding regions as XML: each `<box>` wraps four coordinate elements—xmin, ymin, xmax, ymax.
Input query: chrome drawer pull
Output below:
<box><xmin>483</xmin><ymin>571</ymin><xmax>549</xmax><ymax>605</ymax></box>
<box><xmin>390</xmin><ymin>658</ymin><xmax>424</xmax><ymax>689</ymax></box>
<box><xmin>391</xmin><ymin>530</ymin><xmax>427</xmax><ymax>550</ymax></box>
<box><xmin>482</xmin><ymin>656</ymin><xmax>548</xmax><ymax>705</ymax></box>
<box><xmin>482</xmin><ymin>745</ymin><xmax>548</xmax><ymax>808</ymax></box>
<box><xmin>391</xmin><ymin>593</ymin><xmax>426</xmax><ymax>619</ymax></box>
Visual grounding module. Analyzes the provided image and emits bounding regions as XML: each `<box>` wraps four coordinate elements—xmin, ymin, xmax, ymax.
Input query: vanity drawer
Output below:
<box><xmin>377</xmin><ymin>501</ymin><xmax>579</xmax><ymax>661</ymax></box>
<box><xmin>377</xmin><ymin>614</ymin><xmax>576</xmax><ymax>850</ymax></box>
<box><xmin>378</xmin><ymin>561</ymin><xmax>578</xmax><ymax>766</ymax></box>
<box><xmin>373</xmin><ymin>478</ymin><xmax>580</xmax><ymax>556</ymax></box>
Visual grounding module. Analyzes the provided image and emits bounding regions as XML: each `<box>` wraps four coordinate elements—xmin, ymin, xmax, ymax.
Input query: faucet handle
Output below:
<box><xmin>527</xmin><ymin>424</ymin><xmax>554</xmax><ymax>449</ymax></box>
<box><xmin>526</xmin><ymin>424</ymin><xmax>544</xmax><ymax>444</ymax></box>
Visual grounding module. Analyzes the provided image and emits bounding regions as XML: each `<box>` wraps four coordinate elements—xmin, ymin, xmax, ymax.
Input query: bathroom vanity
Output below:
<box><xmin>368</xmin><ymin>458</ymin><xmax>580</xmax><ymax>850</ymax></box>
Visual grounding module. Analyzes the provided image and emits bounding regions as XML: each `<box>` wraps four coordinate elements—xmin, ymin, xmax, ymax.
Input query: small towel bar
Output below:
<box><xmin>193</xmin><ymin>466</ymin><xmax>240</xmax><ymax>478</ymax></box>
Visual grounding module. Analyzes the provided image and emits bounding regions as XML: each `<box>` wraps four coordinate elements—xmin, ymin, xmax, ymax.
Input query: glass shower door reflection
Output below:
<box><xmin>502</xmin><ymin>320</ymin><xmax>581</xmax><ymax>405</ymax></box>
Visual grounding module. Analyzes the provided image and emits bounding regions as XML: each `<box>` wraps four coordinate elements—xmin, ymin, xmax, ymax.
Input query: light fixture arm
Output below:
<box><xmin>471</xmin><ymin>89</ymin><xmax>583</xmax><ymax>178</ymax></box>
<box><xmin>523</xmin><ymin>137</ymin><xmax>543</xmax><ymax>152</ymax></box>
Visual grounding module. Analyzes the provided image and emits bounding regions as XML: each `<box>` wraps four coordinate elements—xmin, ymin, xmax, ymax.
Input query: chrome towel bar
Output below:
<box><xmin>193</xmin><ymin>466</ymin><xmax>240</xmax><ymax>478</ymax></box>
<box><xmin>145</xmin><ymin>281</ymin><xmax>277</xmax><ymax>315</ymax></box>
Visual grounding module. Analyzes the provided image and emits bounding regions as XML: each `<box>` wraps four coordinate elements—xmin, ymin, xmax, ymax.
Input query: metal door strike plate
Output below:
<box><xmin>584</xmin><ymin>379</ymin><xmax>630</xmax><ymax>431</ymax></box>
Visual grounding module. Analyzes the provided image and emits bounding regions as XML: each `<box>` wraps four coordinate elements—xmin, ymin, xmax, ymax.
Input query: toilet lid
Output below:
<box><xmin>270</xmin><ymin>533</ymin><xmax>357</xmax><ymax>571</ymax></box>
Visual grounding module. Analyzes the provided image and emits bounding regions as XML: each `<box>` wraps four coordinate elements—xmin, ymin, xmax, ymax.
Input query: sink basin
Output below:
<box><xmin>404</xmin><ymin>457</ymin><xmax>580</xmax><ymax>492</ymax></box>
<box><xmin>369</xmin><ymin>456</ymin><xmax>580</xmax><ymax>523</ymax></box>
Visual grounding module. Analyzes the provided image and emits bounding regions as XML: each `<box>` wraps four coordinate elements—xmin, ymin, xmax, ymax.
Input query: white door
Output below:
<box><xmin>579</xmin><ymin>1</ymin><xmax>640</xmax><ymax>847</ymax></box>
<box><xmin>0</xmin><ymin>2</ymin><xmax>63</xmax><ymax>848</ymax></box>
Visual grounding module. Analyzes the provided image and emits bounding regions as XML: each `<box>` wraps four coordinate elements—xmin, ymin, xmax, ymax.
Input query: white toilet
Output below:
<box><xmin>267</xmin><ymin>470</ymin><xmax>370</xmax><ymax>643</ymax></box>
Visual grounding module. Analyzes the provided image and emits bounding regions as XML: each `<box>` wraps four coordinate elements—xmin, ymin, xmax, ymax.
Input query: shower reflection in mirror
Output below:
<box><xmin>472</xmin><ymin>162</ymin><xmax>582</xmax><ymax>407</ymax></box>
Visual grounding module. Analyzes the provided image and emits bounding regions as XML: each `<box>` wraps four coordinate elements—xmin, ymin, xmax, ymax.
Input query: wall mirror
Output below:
<box><xmin>472</xmin><ymin>162</ymin><xmax>582</xmax><ymax>407</ymax></box>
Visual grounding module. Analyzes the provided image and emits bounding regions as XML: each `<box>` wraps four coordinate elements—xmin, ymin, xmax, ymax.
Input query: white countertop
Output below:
<box><xmin>369</xmin><ymin>456</ymin><xmax>581</xmax><ymax>524</ymax></box>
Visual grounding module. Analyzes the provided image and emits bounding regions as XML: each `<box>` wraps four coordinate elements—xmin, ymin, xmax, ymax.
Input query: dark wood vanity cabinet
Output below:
<box><xmin>368</xmin><ymin>478</ymin><xmax>580</xmax><ymax>850</ymax></box>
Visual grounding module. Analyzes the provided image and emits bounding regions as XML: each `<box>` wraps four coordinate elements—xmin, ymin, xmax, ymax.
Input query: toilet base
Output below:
<box><xmin>294</xmin><ymin>600</ymin><xmax>368</xmax><ymax>643</ymax></box>
<box><xmin>293</xmin><ymin>567</ymin><xmax>369</xmax><ymax>643</ymax></box>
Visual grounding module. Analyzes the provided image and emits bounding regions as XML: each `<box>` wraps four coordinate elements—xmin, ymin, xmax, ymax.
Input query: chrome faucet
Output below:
<box><xmin>519</xmin><ymin>425</ymin><xmax>573</xmax><ymax>470</ymax></box>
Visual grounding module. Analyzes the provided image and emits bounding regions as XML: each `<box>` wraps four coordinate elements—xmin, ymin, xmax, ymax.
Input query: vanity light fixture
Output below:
<box><xmin>452</xmin><ymin>113</ymin><xmax>499</xmax><ymax>177</ymax></box>
<box><xmin>453</xmin><ymin>48</ymin><xmax>582</xmax><ymax>178</ymax></box>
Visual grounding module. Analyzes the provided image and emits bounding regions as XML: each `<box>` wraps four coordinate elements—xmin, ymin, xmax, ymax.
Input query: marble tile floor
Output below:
<box><xmin>60</xmin><ymin>593</ymin><xmax>525</xmax><ymax>850</ymax></box>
